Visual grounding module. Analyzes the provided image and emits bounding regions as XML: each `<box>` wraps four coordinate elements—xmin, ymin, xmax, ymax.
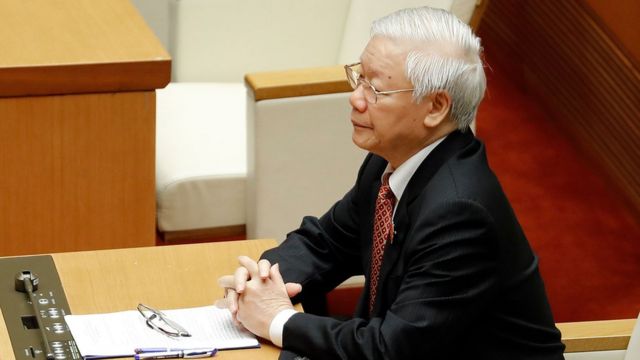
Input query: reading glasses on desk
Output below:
<box><xmin>137</xmin><ymin>303</ymin><xmax>192</xmax><ymax>338</ymax></box>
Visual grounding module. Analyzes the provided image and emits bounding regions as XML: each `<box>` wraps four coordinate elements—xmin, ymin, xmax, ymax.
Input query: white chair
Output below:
<box><xmin>131</xmin><ymin>0</ymin><xmax>486</xmax><ymax>240</ymax></box>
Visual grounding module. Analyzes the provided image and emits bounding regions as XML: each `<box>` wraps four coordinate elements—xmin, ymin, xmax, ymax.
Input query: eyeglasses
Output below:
<box><xmin>137</xmin><ymin>303</ymin><xmax>191</xmax><ymax>338</ymax></box>
<box><xmin>344</xmin><ymin>62</ymin><xmax>414</xmax><ymax>104</ymax></box>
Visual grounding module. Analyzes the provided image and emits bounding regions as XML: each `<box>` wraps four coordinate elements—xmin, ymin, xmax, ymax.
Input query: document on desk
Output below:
<box><xmin>65</xmin><ymin>305</ymin><xmax>259</xmax><ymax>359</ymax></box>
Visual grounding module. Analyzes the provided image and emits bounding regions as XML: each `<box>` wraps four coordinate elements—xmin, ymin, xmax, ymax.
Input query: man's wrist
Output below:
<box><xmin>268</xmin><ymin>309</ymin><xmax>298</xmax><ymax>347</ymax></box>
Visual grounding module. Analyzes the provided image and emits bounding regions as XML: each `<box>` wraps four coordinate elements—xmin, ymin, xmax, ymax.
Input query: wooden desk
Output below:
<box><xmin>0</xmin><ymin>239</ymin><xmax>635</xmax><ymax>358</ymax></box>
<box><xmin>0</xmin><ymin>239</ymin><xmax>283</xmax><ymax>360</ymax></box>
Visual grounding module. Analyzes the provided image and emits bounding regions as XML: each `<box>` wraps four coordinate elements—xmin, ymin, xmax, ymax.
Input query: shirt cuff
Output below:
<box><xmin>268</xmin><ymin>309</ymin><xmax>298</xmax><ymax>347</ymax></box>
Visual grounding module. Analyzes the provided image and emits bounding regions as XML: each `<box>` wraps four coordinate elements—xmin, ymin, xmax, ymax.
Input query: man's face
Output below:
<box><xmin>349</xmin><ymin>36</ymin><xmax>432</xmax><ymax>168</ymax></box>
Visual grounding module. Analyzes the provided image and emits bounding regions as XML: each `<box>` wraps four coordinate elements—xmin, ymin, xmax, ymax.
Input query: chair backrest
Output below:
<box><xmin>133</xmin><ymin>0</ymin><xmax>482</xmax><ymax>82</ymax></box>
<box><xmin>171</xmin><ymin>0</ymin><xmax>350</xmax><ymax>82</ymax></box>
<box><xmin>336</xmin><ymin>0</ymin><xmax>455</xmax><ymax>64</ymax></box>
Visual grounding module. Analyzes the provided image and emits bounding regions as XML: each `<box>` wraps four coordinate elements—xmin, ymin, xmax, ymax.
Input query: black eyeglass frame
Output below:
<box><xmin>137</xmin><ymin>303</ymin><xmax>191</xmax><ymax>338</ymax></box>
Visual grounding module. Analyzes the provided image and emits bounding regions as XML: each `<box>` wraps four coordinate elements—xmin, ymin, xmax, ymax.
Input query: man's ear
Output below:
<box><xmin>423</xmin><ymin>91</ymin><xmax>452</xmax><ymax>128</ymax></box>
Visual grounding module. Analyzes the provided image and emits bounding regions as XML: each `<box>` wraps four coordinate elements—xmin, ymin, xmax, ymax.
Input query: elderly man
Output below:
<box><xmin>218</xmin><ymin>6</ymin><xmax>565</xmax><ymax>359</ymax></box>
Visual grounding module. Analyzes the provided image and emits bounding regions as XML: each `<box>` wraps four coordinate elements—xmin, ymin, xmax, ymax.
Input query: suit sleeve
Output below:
<box><xmin>261</xmin><ymin>154</ymin><xmax>373</xmax><ymax>298</ymax></box>
<box><xmin>279</xmin><ymin>199</ymin><xmax>500</xmax><ymax>360</ymax></box>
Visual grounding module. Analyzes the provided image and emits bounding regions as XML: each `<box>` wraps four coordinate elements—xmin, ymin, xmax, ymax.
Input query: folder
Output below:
<box><xmin>65</xmin><ymin>305</ymin><xmax>259</xmax><ymax>359</ymax></box>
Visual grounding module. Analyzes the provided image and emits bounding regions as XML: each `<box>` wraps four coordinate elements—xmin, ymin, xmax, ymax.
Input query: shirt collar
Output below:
<box><xmin>382</xmin><ymin>136</ymin><xmax>447</xmax><ymax>202</ymax></box>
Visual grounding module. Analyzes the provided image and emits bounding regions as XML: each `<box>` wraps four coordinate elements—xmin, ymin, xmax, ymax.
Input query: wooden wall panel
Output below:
<box><xmin>0</xmin><ymin>92</ymin><xmax>156</xmax><ymax>255</ymax></box>
<box><xmin>0</xmin><ymin>0</ymin><xmax>169</xmax><ymax>256</ymax></box>
<box><xmin>583</xmin><ymin>0</ymin><xmax>640</xmax><ymax>62</ymax></box>
<box><xmin>481</xmin><ymin>0</ymin><xmax>640</xmax><ymax>216</ymax></box>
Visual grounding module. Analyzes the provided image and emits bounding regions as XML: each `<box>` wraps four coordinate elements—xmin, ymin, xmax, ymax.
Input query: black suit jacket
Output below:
<box><xmin>262</xmin><ymin>129</ymin><xmax>565</xmax><ymax>359</ymax></box>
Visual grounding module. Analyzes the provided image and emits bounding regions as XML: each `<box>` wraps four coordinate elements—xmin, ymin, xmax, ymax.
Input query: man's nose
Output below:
<box><xmin>349</xmin><ymin>85</ymin><xmax>368</xmax><ymax>113</ymax></box>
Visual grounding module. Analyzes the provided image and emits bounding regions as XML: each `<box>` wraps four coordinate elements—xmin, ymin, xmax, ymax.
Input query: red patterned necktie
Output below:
<box><xmin>369</xmin><ymin>172</ymin><xmax>396</xmax><ymax>314</ymax></box>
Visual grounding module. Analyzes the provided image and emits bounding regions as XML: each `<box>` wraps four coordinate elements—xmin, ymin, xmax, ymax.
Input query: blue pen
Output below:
<box><xmin>135</xmin><ymin>348</ymin><xmax>191</xmax><ymax>354</ymax></box>
<box><xmin>134</xmin><ymin>349</ymin><xmax>217</xmax><ymax>360</ymax></box>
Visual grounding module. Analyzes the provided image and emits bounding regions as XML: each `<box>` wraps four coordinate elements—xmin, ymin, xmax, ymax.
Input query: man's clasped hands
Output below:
<box><xmin>216</xmin><ymin>256</ymin><xmax>302</xmax><ymax>340</ymax></box>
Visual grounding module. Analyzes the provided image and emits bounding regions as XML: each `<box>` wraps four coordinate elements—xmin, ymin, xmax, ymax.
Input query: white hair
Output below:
<box><xmin>371</xmin><ymin>7</ymin><xmax>486</xmax><ymax>130</ymax></box>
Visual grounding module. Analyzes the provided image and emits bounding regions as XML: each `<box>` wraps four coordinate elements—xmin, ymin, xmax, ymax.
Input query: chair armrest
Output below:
<box><xmin>558</xmin><ymin>318</ymin><xmax>636</xmax><ymax>353</ymax></box>
<box><xmin>244</xmin><ymin>65</ymin><xmax>351</xmax><ymax>101</ymax></box>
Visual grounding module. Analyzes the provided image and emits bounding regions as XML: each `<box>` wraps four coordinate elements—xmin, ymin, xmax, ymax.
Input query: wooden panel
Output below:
<box><xmin>469</xmin><ymin>0</ymin><xmax>490</xmax><ymax>32</ymax></box>
<box><xmin>160</xmin><ymin>225</ymin><xmax>247</xmax><ymax>244</ymax></box>
<box><xmin>0</xmin><ymin>60</ymin><xmax>171</xmax><ymax>98</ymax></box>
<box><xmin>525</xmin><ymin>0</ymin><xmax>640</xmax><ymax>215</ymax></box>
<box><xmin>0</xmin><ymin>0</ymin><xmax>170</xmax><ymax>97</ymax></box>
<box><xmin>479</xmin><ymin>0</ymin><xmax>527</xmax><ymax>84</ymax></box>
<box><xmin>559</xmin><ymin>318</ymin><xmax>636</xmax><ymax>352</ymax></box>
<box><xmin>583</xmin><ymin>0</ymin><xmax>640</xmax><ymax>62</ymax></box>
<box><xmin>0</xmin><ymin>92</ymin><xmax>156</xmax><ymax>256</ymax></box>
<box><xmin>481</xmin><ymin>0</ymin><xmax>640</xmax><ymax>217</ymax></box>
<box><xmin>245</xmin><ymin>65</ymin><xmax>351</xmax><ymax>101</ymax></box>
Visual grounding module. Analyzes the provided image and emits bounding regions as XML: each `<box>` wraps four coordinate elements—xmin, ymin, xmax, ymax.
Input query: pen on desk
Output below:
<box><xmin>135</xmin><ymin>348</ymin><xmax>191</xmax><ymax>354</ymax></box>
<box><xmin>134</xmin><ymin>349</ymin><xmax>217</xmax><ymax>360</ymax></box>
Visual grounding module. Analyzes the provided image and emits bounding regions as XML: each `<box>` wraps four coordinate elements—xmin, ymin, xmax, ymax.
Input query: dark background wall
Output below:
<box><xmin>479</xmin><ymin>0</ymin><xmax>640</xmax><ymax>218</ymax></box>
<box><xmin>475</xmin><ymin>0</ymin><xmax>640</xmax><ymax>322</ymax></box>
<box><xmin>584</xmin><ymin>0</ymin><xmax>640</xmax><ymax>62</ymax></box>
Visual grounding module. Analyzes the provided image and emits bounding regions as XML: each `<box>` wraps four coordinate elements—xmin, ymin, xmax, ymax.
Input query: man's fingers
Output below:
<box><xmin>269</xmin><ymin>263</ymin><xmax>285</xmax><ymax>284</ymax></box>
<box><xmin>285</xmin><ymin>282</ymin><xmax>303</xmax><ymax>298</ymax></box>
<box><xmin>234</xmin><ymin>266</ymin><xmax>250</xmax><ymax>293</ymax></box>
<box><xmin>257</xmin><ymin>259</ymin><xmax>271</xmax><ymax>279</ymax></box>
<box><xmin>217</xmin><ymin>275</ymin><xmax>234</xmax><ymax>289</ymax></box>
<box><xmin>268</xmin><ymin>263</ymin><xmax>302</xmax><ymax>297</ymax></box>
<box><xmin>238</xmin><ymin>256</ymin><xmax>260</xmax><ymax>278</ymax></box>
<box><xmin>226</xmin><ymin>288</ymin><xmax>239</xmax><ymax>314</ymax></box>
<box><xmin>214</xmin><ymin>297</ymin><xmax>229</xmax><ymax>309</ymax></box>
<box><xmin>269</xmin><ymin>263</ymin><xmax>289</xmax><ymax>296</ymax></box>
